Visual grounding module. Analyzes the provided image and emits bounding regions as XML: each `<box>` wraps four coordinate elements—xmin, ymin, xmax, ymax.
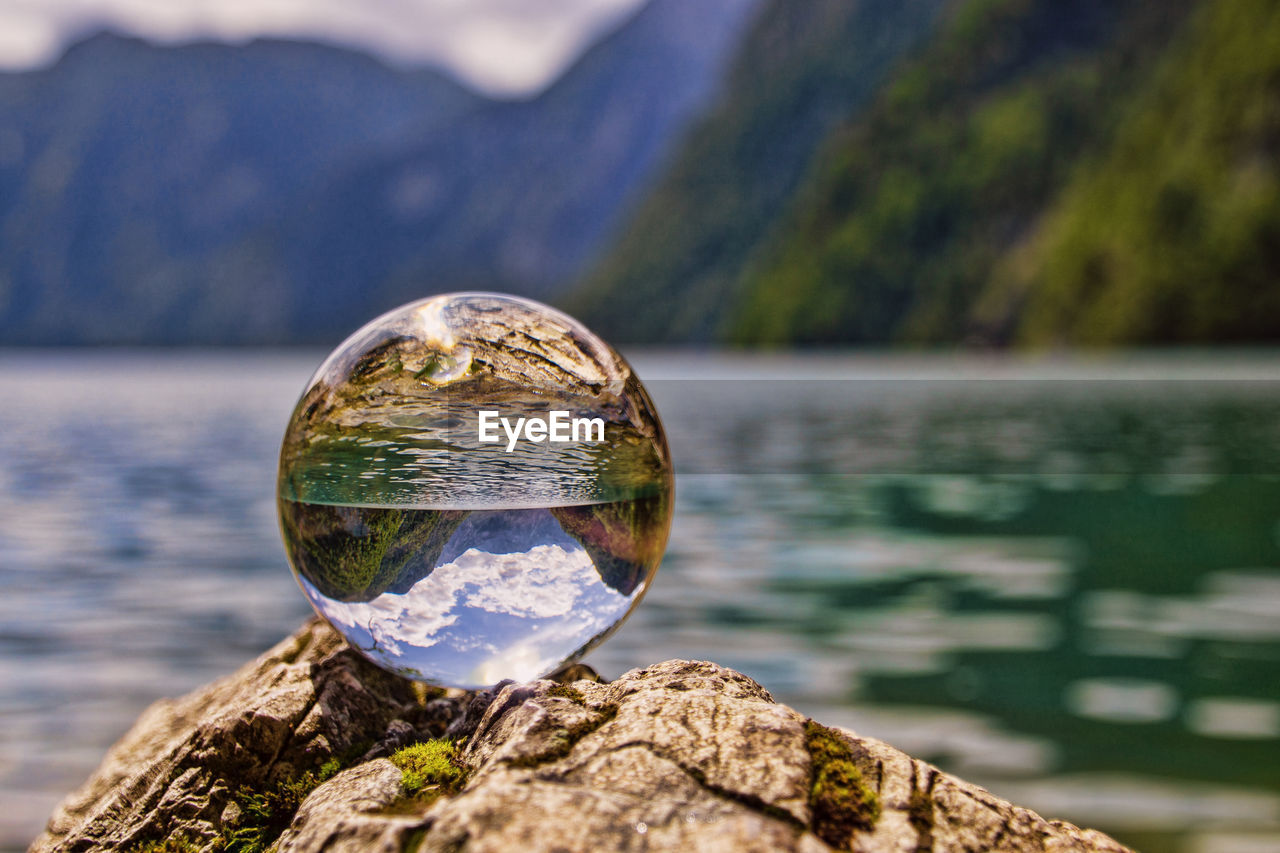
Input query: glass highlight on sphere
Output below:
<box><xmin>277</xmin><ymin>293</ymin><xmax>672</xmax><ymax>687</ymax></box>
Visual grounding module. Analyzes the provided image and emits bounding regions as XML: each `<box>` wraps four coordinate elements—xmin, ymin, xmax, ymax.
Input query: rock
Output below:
<box><xmin>274</xmin><ymin>761</ymin><xmax>418</xmax><ymax>852</ymax></box>
<box><xmin>31</xmin><ymin>621</ymin><xmax>1132</xmax><ymax>853</ymax></box>
<box><xmin>29</xmin><ymin>619</ymin><xmax>462</xmax><ymax>852</ymax></box>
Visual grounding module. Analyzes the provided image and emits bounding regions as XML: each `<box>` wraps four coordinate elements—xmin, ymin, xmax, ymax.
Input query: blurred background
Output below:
<box><xmin>1</xmin><ymin>0</ymin><xmax>1278</xmax><ymax>850</ymax></box>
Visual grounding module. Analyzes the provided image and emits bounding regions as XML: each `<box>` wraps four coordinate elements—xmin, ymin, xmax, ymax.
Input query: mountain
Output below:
<box><xmin>729</xmin><ymin>0</ymin><xmax>1203</xmax><ymax>345</ymax></box>
<box><xmin>0</xmin><ymin>34</ymin><xmax>480</xmax><ymax>344</ymax></box>
<box><xmin>564</xmin><ymin>0</ymin><xmax>953</xmax><ymax>343</ymax></box>
<box><xmin>267</xmin><ymin>0</ymin><xmax>762</xmax><ymax>342</ymax></box>
<box><xmin>11</xmin><ymin>0</ymin><xmax>1260</xmax><ymax>348</ymax></box>
<box><xmin>0</xmin><ymin>0</ymin><xmax>760</xmax><ymax>345</ymax></box>
<box><xmin>980</xmin><ymin>0</ymin><xmax>1280</xmax><ymax>346</ymax></box>
<box><xmin>574</xmin><ymin>0</ymin><xmax>1279</xmax><ymax>348</ymax></box>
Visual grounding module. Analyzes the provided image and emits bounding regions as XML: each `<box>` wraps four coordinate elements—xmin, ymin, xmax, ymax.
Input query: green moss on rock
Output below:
<box><xmin>391</xmin><ymin>740</ymin><xmax>467</xmax><ymax>800</ymax></box>
<box><xmin>804</xmin><ymin>720</ymin><xmax>879</xmax><ymax>849</ymax></box>
<box><xmin>546</xmin><ymin>683</ymin><xmax>586</xmax><ymax>704</ymax></box>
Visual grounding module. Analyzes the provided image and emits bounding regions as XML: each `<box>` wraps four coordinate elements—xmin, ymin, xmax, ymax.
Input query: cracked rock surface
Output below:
<box><xmin>32</xmin><ymin>619</ymin><xmax>1131</xmax><ymax>853</ymax></box>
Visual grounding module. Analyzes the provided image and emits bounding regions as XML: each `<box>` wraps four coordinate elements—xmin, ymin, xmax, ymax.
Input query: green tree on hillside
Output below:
<box><xmin>565</xmin><ymin>0</ymin><xmax>950</xmax><ymax>343</ymax></box>
<box><xmin>731</xmin><ymin>0</ymin><xmax>1199</xmax><ymax>345</ymax></box>
<box><xmin>986</xmin><ymin>0</ymin><xmax>1280</xmax><ymax>345</ymax></box>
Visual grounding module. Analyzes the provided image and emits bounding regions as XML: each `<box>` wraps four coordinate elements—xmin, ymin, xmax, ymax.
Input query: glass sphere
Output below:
<box><xmin>277</xmin><ymin>293</ymin><xmax>672</xmax><ymax>687</ymax></box>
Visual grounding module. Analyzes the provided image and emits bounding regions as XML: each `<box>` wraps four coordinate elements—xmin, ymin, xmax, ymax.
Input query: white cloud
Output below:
<box><xmin>0</xmin><ymin>0</ymin><xmax>647</xmax><ymax>94</ymax></box>
<box><xmin>0</xmin><ymin>6</ymin><xmax>61</xmax><ymax>67</ymax></box>
<box><xmin>314</xmin><ymin>542</ymin><xmax>629</xmax><ymax>663</ymax></box>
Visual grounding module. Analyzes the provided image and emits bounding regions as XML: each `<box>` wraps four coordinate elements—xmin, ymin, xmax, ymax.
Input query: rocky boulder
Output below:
<box><xmin>31</xmin><ymin>619</ymin><xmax>1131</xmax><ymax>852</ymax></box>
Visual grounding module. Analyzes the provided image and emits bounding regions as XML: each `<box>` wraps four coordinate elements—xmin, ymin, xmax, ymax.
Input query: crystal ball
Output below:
<box><xmin>277</xmin><ymin>293</ymin><xmax>672</xmax><ymax>687</ymax></box>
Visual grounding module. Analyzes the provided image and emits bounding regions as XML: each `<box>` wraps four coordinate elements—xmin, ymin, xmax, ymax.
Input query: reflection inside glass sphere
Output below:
<box><xmin>277</xmin><ymin>293</ymin><xmax>672</xmax><ymax>687</ymax></box>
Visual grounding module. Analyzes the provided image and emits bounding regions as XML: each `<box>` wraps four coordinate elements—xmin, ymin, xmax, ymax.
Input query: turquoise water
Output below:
<box><xmin>1</xmin><ymin>351</ymin><xmax>1277</xmax><ymax>851</ymax></box>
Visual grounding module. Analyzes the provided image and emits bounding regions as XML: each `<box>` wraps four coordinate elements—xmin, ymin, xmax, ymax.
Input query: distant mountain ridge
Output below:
<box><xmin>572</xmin><ymin>0</ymin><xmax>1280</xmax><ymax>347</ymax></box>
<box><xmin>728</xmin><ymin>0</ymin><xmax>1208</xmax><ymax>346</ymax></box>
<box><xmin>9</xmin><ymin>0</ymin><xmax>1265</xmax><ymax>347</ymax></box>
<box><xmin>0</xmin><ymin>0</ymin><xmax>760</xmax><ymax>344</ymax></box>
<box><xmin>565</xmin><ymin>0</ymin><xmax>954</xmax><ymax>343</ymax></box>
<box><xmin>269</xmin><ymin>0</ymin><xmax>761</xmax><ymax>342</ymax></box>
<box><xmin>0</xmin><ymin>31</ymin><xmax>481</xmax><ymax>344</ymax></box>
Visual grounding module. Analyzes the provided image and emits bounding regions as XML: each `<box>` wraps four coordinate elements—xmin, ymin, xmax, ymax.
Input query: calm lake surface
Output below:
<box><xmin>1</xmin><ymin>350</ymin><xmax>1278</xmax><ymax>851</ymax></box>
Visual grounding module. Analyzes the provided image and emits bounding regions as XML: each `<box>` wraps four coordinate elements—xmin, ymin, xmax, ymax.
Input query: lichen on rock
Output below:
<box><xmin>32</xmin><ymin>620</ymin><xmax>1133</xmax><ymax>853</ymax></box>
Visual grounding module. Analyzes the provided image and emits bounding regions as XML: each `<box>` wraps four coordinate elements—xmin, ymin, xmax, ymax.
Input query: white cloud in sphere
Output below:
<box><xmin>0</xmin><ymin>0</ymin><xmax>647</xmax><ymax>94</ymax></box>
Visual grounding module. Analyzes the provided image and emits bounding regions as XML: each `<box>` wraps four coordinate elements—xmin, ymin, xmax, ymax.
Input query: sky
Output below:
<box><xmin>0</xmin><ymin>0</ymin><xmax>648</xmax><ymax>95</ymax></box>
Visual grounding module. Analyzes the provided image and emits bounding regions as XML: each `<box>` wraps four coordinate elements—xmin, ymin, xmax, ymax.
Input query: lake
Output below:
<box><xmin>1</xmin><ymin>350</ymin><xmax>1278</xmax><ymax>852</ymax></box>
